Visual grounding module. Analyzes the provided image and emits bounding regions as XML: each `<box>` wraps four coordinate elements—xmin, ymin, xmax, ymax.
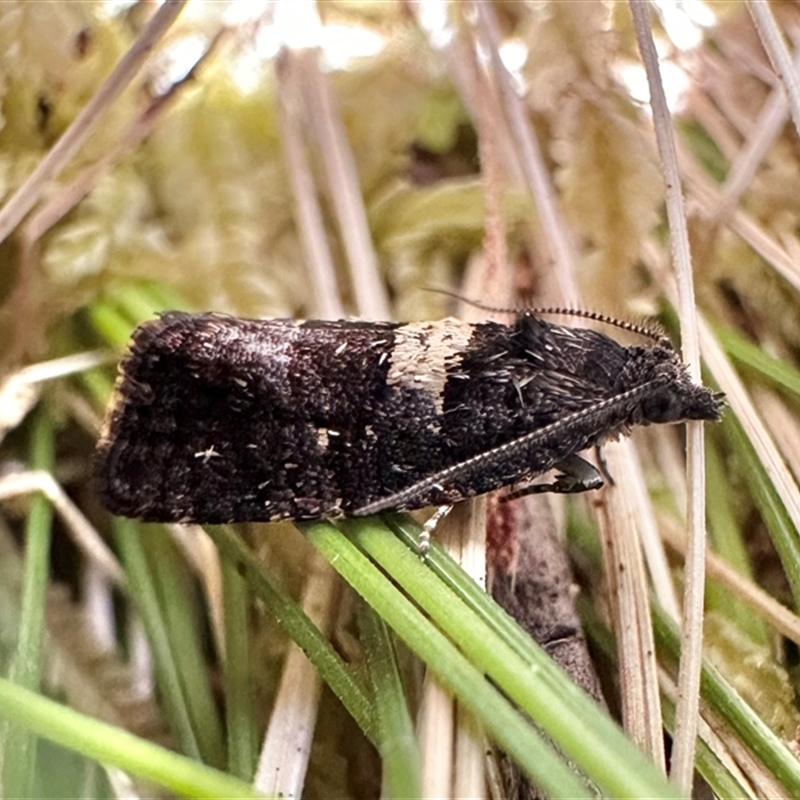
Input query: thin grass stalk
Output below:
<box><xmin>21</xmin><ymin>25</ymin><xmax>229</xmax><ymax>246</ymax></box>
<box><xmin>698</xmin><ymin>316</ymin><xmax>800</xmax><ymax>600</ymax></box>
<box><xmin>747</xmin><ymin>1</ymin><xmax>800</xmax><ymax>140</ymax></box>
<box><xmin>0</xmin><ymin>0</ymin><xmax>187</xmax><ymax>243</ymax></box>
<box><xmin>202</xmin><ymin>524</ymin><xmax>376</xmax><ymax>745</ymax></box>
<box><xmin>2</xmin><ymin>411</ymin><xmax>55</xmax><ymax>796</ymax></box>
<box><xmin>113</xmin><ymin>519</ymin><xmax>204</xmax><ymax>762</ymax></box>
<box><xmin>472</xmin><ymin>1</ymin><xmax>580</xmax><ymax>306</ymax></box>
<box><xmin>0</xmin><ymin>677</ymin><xmax>263</xmax><ymax>800</ymax></box>
<box><xmin>0</xmin><ymin>470</ymin><xmax>124</xmax><ymax>586</ymax></box>
<box><xmin>716</xmin><ymin>52</ymin><xmax>796</xmax><ymax>216</ymax></box>
<box><xmin>168</xmin><ymin>525</ymin><xmax>226</xmax><ymax>677</ymax></box>
<box><xmin>621</xmin><ymin>442</ymin><xmax>681</xmax><ymax>620</ymax></box>
<box><xmin>594</xmin><ymin>444</ymin><xmax>665</xmax><ymax>770</ymax></box>
<box><xmin>659</xmin><ymin>671</ymin><xmax>763</xmax><ymax>799</ymax></box>
<box><xmin>659</xmin><ymin>515</ymin><xmax>800</xmax><ymax>647</ymax></box>
<box><xmin>221</xmin><ymin>553</ymin><xmax>257</xmax><ymax>781</ymax></box>
<box><xmin>630</xmin><ymin>1</ymin><xmax>708</xmax><ymax>787</ymax></box>
<box><xmin>253</xmin><ymin>545</ymin><xmax>340</xmax><ymax>797</ymax></box>
<box><xmin>360</xmin><ymin>607</ymin><xmax>422</xmax><ymax>799</ymax></box>
<box><xmin>681</xmin><ymin>155</ymin><xmax>800</xmax><ymax>294</ymax></box>
<box><xmin>653</xmin><ymin>606</ymin><xmax>800</xmax><ymax>794</ymax></box>
<box><xmin>275</xmin><ymin>50</ymin><xmax>344</xmax><ymax>320</ymax></box>
<box><xmin>292</xmin><ymin>40</ymin><xmax>390</xmax><ymax>318</ymax></box>
<box><xmin>417</xmin><ymin>670</ymin><xmax>456</xmax><ymax>797</ymax></box>
<box><xmin>145</xmin><ymin>531</ymin><xmax>225</xmax><ymax>766</ymax></box>
<box><xmin>422</xmin><ymin>500</ymin><xmax>487</xmax><ymax>796</ymax></box>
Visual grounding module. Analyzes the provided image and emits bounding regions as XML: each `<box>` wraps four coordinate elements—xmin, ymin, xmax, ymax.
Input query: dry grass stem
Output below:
<box><xmin>700</xmin><ymin>317</ymin><xmax>800</xmax><ymax>535</ymax></box>
<box><xmin>0</xmin><ymin>470</ymin><xmax>124</xmax><ymax>586</ymax></box>
<box><xmin>682</xmin><ymin>157</ymin><xmax>800</xmax><ymax>295</ymax></box>
<box><xmin>425</xmin><ymin>500</ymin><xmax>487</xmax><ymax>793</ymax></box>
<box><xmin>660</xmin><ymin>516</ymin><xmax>800</xmax><ymax>648</ymax></box>
<box><xmin>618</xmin><ymin>441</ymin><xmax>680</xmax><ymax>620</ymax></box>
<box><xmin>292</xmin><ymin>47</ymin><xmax>389</xmax><ymax>319</ymax></box>
<box><xmin>698</xmin><ymin>699</ymin><xmax>791</xmax><ymax>800</ymax></box>
<box><xmin>417</xmin><ymin>671</ymin><xmax>456</xmax><ymax>797</ymax></box>
<box><xmin>254</xmin><ymin>548</ymin><xmax>340</xmax><ymax>796</ymax></box>
<box><xmin>658</xmin><ymin>668</ymin><xmax>761</xmax><ymax>800</ymax></box>
<box><xmin>647</xmin><ymin>423</ymin><xmax>689</xmax><ymax>516</ymax></box>
<box><xmin>596</xmin><ymin>442</ymin><xmax>666</xmax><ymax>771</ymax></box>
<box><xmin>752</xmin><ymin>388</ymin><xmax>800</xmax><ymax>486</ymax></box>
<box><xmin>472</xmin><ymin>1</ymin><xmax>580</xmax><ymax>306</ymax></box>
<box><xmin>748</xmin><ymin>0</ymin><xmax>800</xmax><ymax>141</ymax></box>
<box><xmin>0</xmin><ymin>0</ymin><xmax>187</xmax><ymax>243</ymax></box>
<box><xmin>454</xmin><ymin>705</ymin><xmax>487</xmax><ymax>800</ymax></box>
<box><xmin>21</xmin><ymin>24</ymin><xmax>231</xmax><ymax>247</ymax></box>
<box><xmin>275</xmin><ymin>53</ymin><xmax>343</xmax><ymax>320</ymax></box>
<box><xmin>630</xmin><ymin>1</ymin><xmax>708</xmax><ymax>784</ymax></box>
<box><xmin>716</xmin><ymin>56</ymin><xmax>796</xmax><ymax>217</ymax></box>
<box><xmin>0</xmin><ymin>351</ymin><xmax>112</xmax><ymax>442</ymax></box>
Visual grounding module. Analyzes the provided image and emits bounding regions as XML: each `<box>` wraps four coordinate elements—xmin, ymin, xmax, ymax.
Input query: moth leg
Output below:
<box><xmin>420</xmin><ymin>504</ymin><xmax>452</xmax><ymax>555</ymax></box>
<box><xmin>502</xmin><ymin>454</ymin><xmax>603</xmax><ymax>501</ymax></box>
<box><xmin>594</xmin><ymin>444</ymin><xmax>615</xmax><ymax>487</ymax></box>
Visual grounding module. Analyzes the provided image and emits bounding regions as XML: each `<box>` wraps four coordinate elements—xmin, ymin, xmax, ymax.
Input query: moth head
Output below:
<box><xmin>625</xmin><ymin>347</ymin><xmax>724</xmax><ymax>425</ymax></box>
<box><xmin>640</xmin><ymin>381</ymin><xmax>724</xmax><ymax>424</ymax></box>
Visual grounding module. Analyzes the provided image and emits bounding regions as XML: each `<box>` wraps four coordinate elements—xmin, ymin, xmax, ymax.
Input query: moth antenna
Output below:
<box><xmin>428</xmin><ymin>288</ymin><xmax>672</xmax><ymax>348</ymax></box>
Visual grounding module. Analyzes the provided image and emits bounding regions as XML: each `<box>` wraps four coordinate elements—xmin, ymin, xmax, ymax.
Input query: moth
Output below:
<box><xmin>96</xmin><ymin>309</ymin><xmax>723</xmax><ymax>526</ymax></box>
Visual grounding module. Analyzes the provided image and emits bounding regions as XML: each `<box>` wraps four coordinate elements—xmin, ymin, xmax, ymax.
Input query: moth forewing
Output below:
<box><xmin>95</xmin><ymin>310</ymin><xmax>723</xmax><ymax>525</ymax></box>
<box><xmin>352</xmin><ymin>377</ymin><xmax>672</xmax><ymax>516</ymax></box>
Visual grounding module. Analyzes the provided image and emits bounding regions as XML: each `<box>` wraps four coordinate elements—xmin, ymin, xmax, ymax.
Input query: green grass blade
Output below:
<box><xmin>346</xmin><ymin>517</ymin><xmax>684</xmax><ymax>799</ymax></box>
<box><xmin>144</xmin><ymin>528</ymin><xmax>225</xmax><ymax>766</ymax></box>
<box><xmin>359</xmin><ymin>606</ymin><xmax>421</xmax><ymax>799</ymax></box>
<box><xmin>221</xmin><ymin>547</ymin><xmax>258</xmax><ymax>780</ymax></box>
<box><xmin>715</xmin><ymin>324</ymin><xmax>800</xmax><ymax>397</ymax></box>
<box><xmin>113</xmin><ymin>519</ymin><xmax>203</xmax><ymax>761</ymax></box>
<box><xmin>304</xmin><ymin>518</ymin><xmax>666</xmax><ymax>799</ymax></box>
<box><xmin>580</xmin><ymin>596</ymin><xmax>759</xmax><ymax>798</ymax></box>
<box><xmin>705</xmin><ymin>436</ymin><xmax>768</xmax><ymax>645</ymax></box>
<box><xmin>0</xmin><ymin>677</ymin><xmax>263</xmax><ymax>799</ymax></box>
<box><xmin>3</xmin><ymin>411</ymin><xmax>55</xmax><ymax>797</ymax></box>
<box><xmin>202</xmin><ymin>524</ymin><xmax>377</xmax><ymax>743</ymax></box>
<box><xmin>654</xmin><ymin>605</ymin><xmax>800</xmax><ymax>793</ymax></box>
<box><xmin>722</xmin><ymin>415</ymin><xmax>800</xmax><ymax>606</ymax></box>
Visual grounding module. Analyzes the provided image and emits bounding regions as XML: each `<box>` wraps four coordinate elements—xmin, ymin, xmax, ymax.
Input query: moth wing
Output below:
<box><xmin>96</xmin><ymin>313</ymin><xmax>400</xmax><ymax>523</ymax></box>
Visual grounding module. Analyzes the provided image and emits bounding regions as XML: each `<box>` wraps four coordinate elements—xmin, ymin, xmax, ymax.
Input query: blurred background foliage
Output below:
<box><xmin>2</xmin><ymin>1</ymin><xmax>800</xmax><ymax>798</ymax></box>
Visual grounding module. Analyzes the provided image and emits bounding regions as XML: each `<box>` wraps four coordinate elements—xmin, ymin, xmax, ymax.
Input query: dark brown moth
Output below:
<box><xmin>96</xmin><ymin>310</ymin><xmax>723</xmax><ymax>524</ymax></box>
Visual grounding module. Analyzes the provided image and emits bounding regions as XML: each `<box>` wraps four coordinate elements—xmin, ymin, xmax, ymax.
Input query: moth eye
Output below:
<box><xmin>641</xmin><ymin>390</ymin><xmax>683</xmax><ymax>424</ymax></box>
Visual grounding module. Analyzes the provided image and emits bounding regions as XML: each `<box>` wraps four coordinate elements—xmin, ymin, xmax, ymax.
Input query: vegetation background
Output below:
<box><xmin>1</xmin><ymin>1</ymin><xmax>800</xmax><ymax>798</ymax></box>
